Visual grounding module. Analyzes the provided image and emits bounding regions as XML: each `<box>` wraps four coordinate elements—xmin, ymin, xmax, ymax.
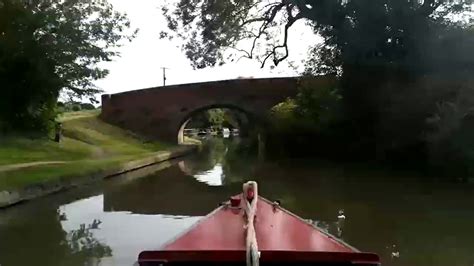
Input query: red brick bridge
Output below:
<box><xmin>100</xmin><ymin>76</ymin><xmax>335</xmax><ymax>143</ymax></box>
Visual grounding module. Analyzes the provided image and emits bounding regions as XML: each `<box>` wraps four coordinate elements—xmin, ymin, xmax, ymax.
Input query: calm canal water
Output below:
<box><xmin>1</xmin><ymin>137</ymin><xmax>473</xmax><ymax>266</ymax></box>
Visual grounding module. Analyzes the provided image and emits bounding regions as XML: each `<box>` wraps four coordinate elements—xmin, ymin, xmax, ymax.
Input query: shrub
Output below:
<box><xmin>425</xmin><ymin>85</ymin><xmax>474</xmax><ymax>177</ymax></box>
<box><xmin>267</xmin><ymin>78</ymin><xmax>346</xmax><ymax>158</ymax></box>
<box><xmin>270</xmin><ymin>78</ymin><xmax>342</xmax><ymax>133</ymax></box>
<box><xmin>71</xmin><ymin>105</ymin><xmax>82</xmax><ymax>112</ymax></box>
<box><xmin>80</xmin><ymin>103</ymin><xmax>96</xmax><ymax>110</ymax></box>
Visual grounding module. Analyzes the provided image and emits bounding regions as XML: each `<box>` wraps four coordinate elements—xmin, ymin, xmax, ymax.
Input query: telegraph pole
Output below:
<box><xmin>161</xmin><ymin>67</ymin><xmax>169</xmax><ymax>86</ymax></box>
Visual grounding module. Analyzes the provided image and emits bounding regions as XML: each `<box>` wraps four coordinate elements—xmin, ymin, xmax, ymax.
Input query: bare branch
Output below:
<box><xmin>240</xmin><ymin>17</ymin><xmax>269</xmax><ymax>27</ymax></box>
<box><xmin>234</xmin><ymin>1</ymin><xmax>260</xmax><ymax>18</ymax></box>
<box><xmin>248</xmin><ymin>19</ymin><xmax>271</xmax><ymax>58</ymax></box>
<box><xmin>235</xmin><ymin>2</ymin><xmax>289</xmax><ymax>61</ymax></box>
<box><xmin>261</xmin><ymin>11</ymin><xmax>303</xmax><ymax>67</ymax></box>
<box><xmin>227</xmin><ymin>46</ymin><xmax>252</xmax><ymax>58</ymax></box>
<box><xmin>260</xmin><ymin>51</ymin><xmax>275</xmax><ymax>67</ymax></box>
<box><xmin>239</xmin><ymin>2</ymin><xmax>286</xmax><ymax>27</ymax></box>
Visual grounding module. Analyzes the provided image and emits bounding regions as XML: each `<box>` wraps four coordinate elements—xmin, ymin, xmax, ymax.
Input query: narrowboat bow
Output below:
<box><xmin>138</xmin><ymin>181</ymin><xmax>380</xmax><ymax>266</ymax></box>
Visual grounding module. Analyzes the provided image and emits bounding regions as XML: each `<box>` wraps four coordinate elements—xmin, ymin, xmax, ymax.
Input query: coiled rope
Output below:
<box><xmin>243</xmin><ymin>181</ymin><xmax>259</xmax><ymax>266</ymax></box>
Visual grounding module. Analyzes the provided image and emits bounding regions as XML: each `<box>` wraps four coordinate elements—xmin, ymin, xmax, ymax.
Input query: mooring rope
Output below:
<box><xmin>243</xmin><ymin>181</ymin><xmax>259</xmax><ymax>266</ymax></box>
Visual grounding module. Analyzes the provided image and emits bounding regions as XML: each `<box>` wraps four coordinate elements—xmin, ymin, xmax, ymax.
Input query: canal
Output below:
<box><xmin>1</xmin><ymin>137</ymin><xmax>473</xmax><ymax>266</ymax></box>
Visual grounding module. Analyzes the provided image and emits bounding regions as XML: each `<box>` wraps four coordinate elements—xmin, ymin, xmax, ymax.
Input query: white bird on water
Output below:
<box><xmin>387</xmin><ymin>244</ymin><xmax>400</xmax><ymax>259</ymax></box>
<box><xmin>336</xmin><ymin>209</ymin><xmax>346</xmax><ymax>237</ymax></box>
<box><xmin>337</xmin><ymin>209</ymin><xmax>346</xmax><ymax>220</ymax></box>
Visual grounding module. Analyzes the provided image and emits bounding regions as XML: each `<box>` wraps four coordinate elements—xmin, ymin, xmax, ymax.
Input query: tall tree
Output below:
<box><xmin>161</xmin><ymin>0</ymin><xmax>474</xmax><ymax>149</ymax></box>
<box><xmin>161</xmin><ymin>0</ymin><xmax>472</xmax><ymax>69</ymax></box>
<box><xmin>0</xmin><ymin>0</ymin><xmax>136</xmax><ymax>134</ymax></box>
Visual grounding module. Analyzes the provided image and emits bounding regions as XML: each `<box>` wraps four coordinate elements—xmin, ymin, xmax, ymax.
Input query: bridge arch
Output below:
<box><xmin>176</xmin><ymin>103</ymin><xmax>255</xmax><ymax>144</ymax></box>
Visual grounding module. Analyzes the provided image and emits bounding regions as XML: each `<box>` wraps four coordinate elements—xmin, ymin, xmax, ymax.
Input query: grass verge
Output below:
<box><xmin>0</xmin><ymin>110</ymin><xmax>172</xmax><ymax>191</ymax></box>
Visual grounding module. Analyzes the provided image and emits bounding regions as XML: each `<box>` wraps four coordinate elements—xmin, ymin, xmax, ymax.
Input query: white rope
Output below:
<box><xmin>243</xmin><ymin>181</ymin><xmax>259</xmax><ymax>266</ymax></box>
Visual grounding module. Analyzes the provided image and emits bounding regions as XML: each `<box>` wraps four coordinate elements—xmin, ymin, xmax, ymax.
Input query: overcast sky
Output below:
<box><xmin>94</xmin><ymin>0</ymin><xmax>321</xmax><ymax>97</ymax></box>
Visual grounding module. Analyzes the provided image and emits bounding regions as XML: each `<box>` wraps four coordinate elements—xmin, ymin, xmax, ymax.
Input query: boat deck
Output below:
<box><xmin>139</xmin><ymin>196</ymin><xmax>380</xmax><ymax>265</ymax></box>
<box><xmin>165</xmin><ymin>197</ymin><xmax>354</xmax><ymax>252</ymax></box>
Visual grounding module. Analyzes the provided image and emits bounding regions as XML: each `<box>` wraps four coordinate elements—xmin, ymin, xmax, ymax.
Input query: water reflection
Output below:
<box><xmin>178</xmin><ymin>137</ymin><xmax>255</xmax><ymax>187</ymax></box>
<box><xmin>0</xmin><ymin>192</ymin><xmax>201</xmax><ymax>266</ymax></box>
<box><xmin>311</xmin><ymin>209</ymin><xmax>347</xmax><ymax>239</ymax></box>
<box><xmin>62</xmin><ymin>220</ymin><xmax>111</xmax><ymax>265</ymax></box>
<box><xmin>1</xmin><ymin>137</ymin><xmax>474</xmax><ymax>266</ymax></box>
<box><xmin>0</xmin><ymin>195</ymin><xmax>111</xmax><ymax>266</ymax></box>
<box><xmin>59</xmin><ymin>195</ymin><xmax>201</xmax><ymax>266</ymax></box>
<box><xmin>193</xmin><ymin>163</ymin><xmax>224</xmax><ymax>186</ymax></box>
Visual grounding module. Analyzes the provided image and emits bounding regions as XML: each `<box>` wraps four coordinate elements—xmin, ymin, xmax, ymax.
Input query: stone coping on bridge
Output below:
<box><xmin>103</xmin><ymin>76</ymin><xmax>300</xmax><ymax>96</ymax></box>
<box><xmin>0</xmin><ymin>145</ymin><xmax>197</xmax><ymax>208</ymax></box>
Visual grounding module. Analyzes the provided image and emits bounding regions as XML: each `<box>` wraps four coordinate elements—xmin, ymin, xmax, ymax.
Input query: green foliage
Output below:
<box><xmin>295</xmin><ymin>79</ymin><xmax>342</xmax><ymax>126</ymax></box>
<box><xmin>80</xmin><ymin>103</ymin><xmax>96</xmax><ymax>110</ymax></box>
<box><xmin>160</xmin><ymin>0</ymin><xmax>255</xmax><ymax>68</ymax></box>
<box><xmin>270</xmin><ymin>98</ymin><xmax>299</xmax><ymax>128</ymax></box>
<box><xmin>207</xmin><ymin>109</ymin><xmax>226</xmax><ymax>128</ymax></box>
<box><xmin>268</xmin><ymin>78</ymin><xmax>348</xmax><ymax>158</ymax></box>
<box><xmin>425</xmin><ymin>84</ymin><xmax>474</xmax><ymax>176</ymax></box>
<box><xmin>303</xmin><ymin>45</ymin><xmax>341</xmax><ymax>76</ymax></box>
<box><xmin>299</xmin><ymin>2</ymin><xmax>474</xmax><ymax>135</ymax></box>
<box><xmin>271</xmin><ymin>78</ymin><xmax>342</xmax><ymax>132</ymax></box>
<box><xmin>187</xmin><ymin>108</ymin><xmax>243</xmax><ymax>129</ymax></box>
<box><xmin>71</xmin><ymin>105</ymin><xmax>81</xmax><ymax>112</ymax></box>
<box><xmin>65</xmin><ymin>222</ymin><xmax>112</xmax><ymax>260</ymax></box>
<box><xmin>0</xmin><ymin>0</ymin><xmax>136</xmax><ymax>134</ymax></box>
<box><xmin>58</xmin><ymin>101</ymin><xmax>96</xmax><ymax>113</ymax></box>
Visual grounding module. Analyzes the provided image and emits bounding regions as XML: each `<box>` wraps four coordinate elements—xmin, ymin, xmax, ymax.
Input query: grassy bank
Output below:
<box><xmin>0</xmin><ymin>110</ymin><xmax>171</xmax><ymax>191</ymax></box>
<box><xmin>183</xmin><ymin>136</ymin><xmax>202</xmax><ymax>145</ymax></box>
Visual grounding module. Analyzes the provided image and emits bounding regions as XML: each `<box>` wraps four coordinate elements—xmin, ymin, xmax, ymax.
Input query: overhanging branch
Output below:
<box><xmin>234</xmin><ymin>1</ymin><xmax>306</xmax><ymax>67</ymax></box>
<box><xmin>260</xmin><ymin>12</ymin><xmax>303</xmax><ymax>67</ymax></box>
